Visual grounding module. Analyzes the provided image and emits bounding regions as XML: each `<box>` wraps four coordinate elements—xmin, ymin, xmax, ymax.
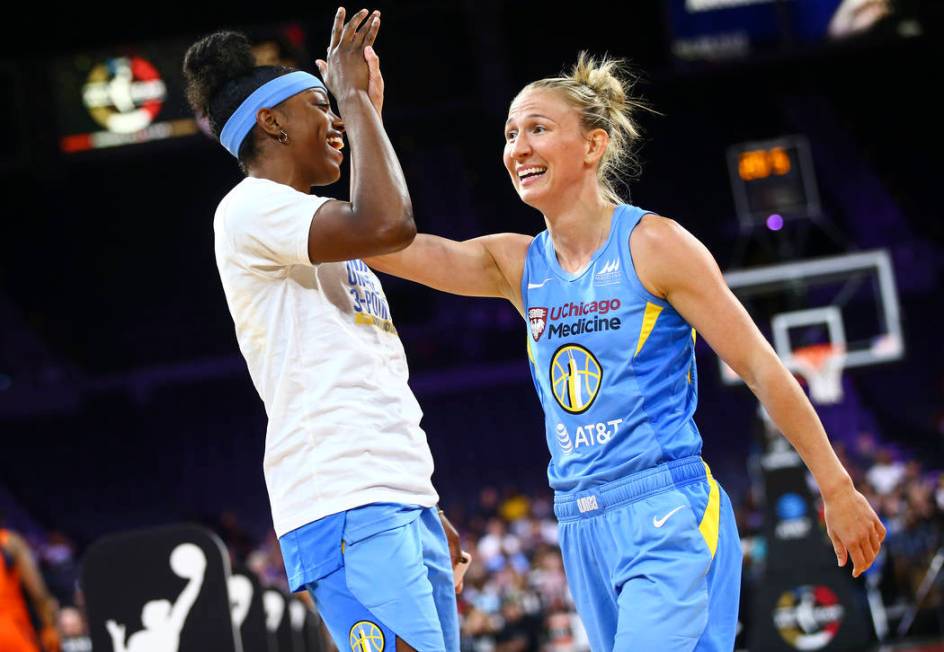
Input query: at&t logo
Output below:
<box><xmin>556</xmin><ymin>423</ymin><xmax>574</xmax><ymax>455</ymax></box>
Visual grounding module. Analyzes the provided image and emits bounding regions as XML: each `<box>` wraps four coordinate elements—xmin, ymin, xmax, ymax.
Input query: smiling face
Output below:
<box><xmin>271</xmin><ymin>87</ymin><xmax>345</xmax><ymax>186</ymax></box>
<box><xmin>503</xmin><ymin>88</ymin><xmax>601</xmax><ymax>211</ymax></box>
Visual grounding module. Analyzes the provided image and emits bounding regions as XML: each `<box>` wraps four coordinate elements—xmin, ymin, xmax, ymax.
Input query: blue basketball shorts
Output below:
<box><xmin>279</xmin><ymin>503</ymin><xmax>459</xmax><ymax>652</ymax></box>
<box><xmin>554</xmin><ymin>456</ymin><xmax>742</xmax><ymax>652</ymax></box>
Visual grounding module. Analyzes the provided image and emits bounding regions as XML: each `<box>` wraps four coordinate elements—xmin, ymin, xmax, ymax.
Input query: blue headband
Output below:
<box><xmin>219</xmin><ymin>71</ymin><xmax>326</xmax><ymax>157</ymax></box>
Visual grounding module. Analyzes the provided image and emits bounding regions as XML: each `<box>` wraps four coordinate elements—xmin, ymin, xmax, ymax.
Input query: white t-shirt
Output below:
<box><xmin>213</xmin><ymin>176</ymin><xmax>438</xmax><ymax>537</ymax></box>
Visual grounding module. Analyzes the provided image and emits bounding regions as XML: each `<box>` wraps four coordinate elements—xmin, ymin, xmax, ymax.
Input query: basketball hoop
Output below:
<box><xmin>789</xmin><ymin>343</ymin><xmax>846</xmax><ymax>405</ymax></box>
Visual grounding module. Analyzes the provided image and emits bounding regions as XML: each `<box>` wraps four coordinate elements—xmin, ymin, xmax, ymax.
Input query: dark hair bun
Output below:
<box><xmin>183</xmin><ymin>31</ymin><xmax>256</xmax><ymax>117</ymax></box>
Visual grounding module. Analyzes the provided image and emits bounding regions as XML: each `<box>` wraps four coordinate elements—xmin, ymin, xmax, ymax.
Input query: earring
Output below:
<box><xmin>278</xmin><ymin>129</ymin><xmax>289</xmax><ymax>145</ymax></box>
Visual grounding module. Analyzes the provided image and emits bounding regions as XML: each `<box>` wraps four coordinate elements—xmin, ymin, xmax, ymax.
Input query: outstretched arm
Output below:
<box><xmin>631</xmin><ymin>215</ymin><xmax>885</xmax><ymax>577</ymax></box>
<box><xmin>365</xmin><ymin>232</ymin><xmax>532</xmax><ymax>314</ymax></box>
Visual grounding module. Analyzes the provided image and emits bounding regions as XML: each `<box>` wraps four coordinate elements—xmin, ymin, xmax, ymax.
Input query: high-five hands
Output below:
<box><xmin>316</xmin><ymin>8</ymin><xmax>384</xmax><ymax>115</ymax></box>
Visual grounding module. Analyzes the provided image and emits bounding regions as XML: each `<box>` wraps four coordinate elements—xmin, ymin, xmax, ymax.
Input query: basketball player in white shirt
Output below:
<box><xmin>183</xmin><ymin>9</ymin><xmax>463</xmax><ymax>651</ymax></box>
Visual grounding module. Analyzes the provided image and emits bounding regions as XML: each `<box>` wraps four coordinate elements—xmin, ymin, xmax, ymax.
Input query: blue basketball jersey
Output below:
<box><xmin>521</xmin><ymin>204</ymin><xmax>703</xmax><ymax>493</ymax></box>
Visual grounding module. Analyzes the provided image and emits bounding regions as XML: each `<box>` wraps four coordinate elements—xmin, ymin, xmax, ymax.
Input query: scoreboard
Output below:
<box><xmin>727</xmin><ymin>135</ymin><xmax>821</xmax><ymax>229</ymax></box>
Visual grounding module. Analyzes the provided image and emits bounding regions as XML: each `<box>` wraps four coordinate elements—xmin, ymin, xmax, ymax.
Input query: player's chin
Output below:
<box><xmin>312</xmin><ymin>160</ymin><xmax>342</xmax><ymax>186</ymax></box>
<box><xmin>516</xmin><ymin>184</ymin><xmax>547</xmax><ymax>210</ymax></box>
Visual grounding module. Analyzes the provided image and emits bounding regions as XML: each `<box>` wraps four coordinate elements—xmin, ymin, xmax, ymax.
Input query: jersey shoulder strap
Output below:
<box><xmin>613</xmin><ymin>204</ymin><xmax>669</xmax><ymax>305</ymax></box>
<box><xmin>520</xmin><ymin>228</ymin><xmax>550</xmax><ymax>300</ymax></box>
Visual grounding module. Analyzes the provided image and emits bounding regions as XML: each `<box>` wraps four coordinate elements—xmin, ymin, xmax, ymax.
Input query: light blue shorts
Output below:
<box><xmin>279</xmin><ymin>503</ymin><xmax>459</xmax><ymax>652</ymax></box>
<box><xmin>555</xmin><ymin>456</ymin><xmax>742</xmax><ymax>652</ymax></box>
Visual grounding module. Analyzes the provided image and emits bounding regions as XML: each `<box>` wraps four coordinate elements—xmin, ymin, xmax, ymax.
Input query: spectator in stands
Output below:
<box><xmin>460</xmin><ymin>606</ymin><xmax>496</xmax><ymax>652</ymax></box>
<box><xmin>58</xmin><ymin>607</ymin><xmax>91</xmax><ymax>652</ymax></box>
<box><xmin>544</xmin><ymin>609</ymin><xmax>591</xmax><ymax>652</ymax></box>
<box><xmin>868</xmin><ymin>448</ymin><xmax>907</xmax><ymax>495</ymax></box>
<box><xmin>38</xmin><ymin>532</ymin><xmax>78</xmax><ymax>608</ymax></box>
<box><xmin>494</xmin><ymin>595</ymin><xmax>542</xmax><ymax>652</ymax></box>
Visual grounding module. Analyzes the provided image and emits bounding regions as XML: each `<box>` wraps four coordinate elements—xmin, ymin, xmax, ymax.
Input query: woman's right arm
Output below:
<box><xmin>308</xmin><ymin>8</ymin><xmax>415</xmax><ymax>263</ymax></box>
<box><xmin>365</xmin><ymin>233</ymin><xmax>533</xmax><ymax>314</ymax></box>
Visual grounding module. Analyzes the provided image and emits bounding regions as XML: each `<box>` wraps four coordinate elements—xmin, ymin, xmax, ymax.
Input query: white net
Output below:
<box><xmin>789</xmin><ymin>343</ymin><xmax>847</xmax><ymax>405</ymax></box>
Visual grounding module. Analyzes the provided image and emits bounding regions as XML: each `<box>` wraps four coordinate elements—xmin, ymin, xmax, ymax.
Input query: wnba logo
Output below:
<box><xmin>349</xmin><ymin>620</ymin><xmax>384</xmax><ymax>652</ymax></box>
<box><xmin>549</xmin><ymin>344</ymin><xmax>603</xmax><ymax>414</ymax></box>
<box><xmin>773</xmin><ymin>585</ymin><xmax>843</xmax><ymax>650</ymax></box>
<box><xmin>82</xmin><ymin>57</ymin><xmax>167</xmax><ymax>133</ymax></box>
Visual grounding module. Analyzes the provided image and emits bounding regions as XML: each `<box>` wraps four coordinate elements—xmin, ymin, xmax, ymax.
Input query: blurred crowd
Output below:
<box><xmin>844</xmin><ymin>433</ymin><xmax>944</xmax><ymax>631</ymax></box>
<box><xmin>736</xmin><ymin>431</ymin><xmax>944</xmax><ymax>638</ymax></box>
<box><xmin>4</xmin><ymin>430</ymin><xmax>944</xmax><ymax>650</ymax></box>
<box><xmin>445</xmin><ymin>487</ymin><xmax>588</xmax><ymax>652</ymax></box>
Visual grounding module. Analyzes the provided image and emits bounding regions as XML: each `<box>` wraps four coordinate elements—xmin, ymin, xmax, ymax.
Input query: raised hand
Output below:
<box><xmin>365</xmin><ymin>45</ymin><xmax>384</xmax><ymax>116</ymax></box>
<box><xmin>304</xmin><ymin>5</ymin><xmax>414</xmax><ymax>264</ymax></box>
<box><xmin>315</xmin><ymin>8</ymin><xmax>381</xmax><ymax>103</ymax></box>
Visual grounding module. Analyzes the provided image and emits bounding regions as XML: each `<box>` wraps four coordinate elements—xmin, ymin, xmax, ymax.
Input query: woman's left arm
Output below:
<box><xmin>631</xmin><ymin>215</ymin><xmax>885</xmax><ymax>577</ymax></box>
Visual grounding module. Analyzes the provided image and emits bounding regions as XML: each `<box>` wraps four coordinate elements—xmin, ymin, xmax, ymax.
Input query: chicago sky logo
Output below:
<box><xmin>529</xmin><ymin>307</ymin><xmax>548</xmax><ymax>342</ymax></box>
<box><xmin>549</xmin><ymin>344</ymin><xmax>603</xmax><ymax>414</ymax></box>
<box><xmin>594</xmin><ymin>258</ymin><xmax>621</xmax><ymax>286</ymax></box>
<box><xmin>349</xmin><ymin>620</ymin><xmax>385</xmax><ymax>651</ymax></box>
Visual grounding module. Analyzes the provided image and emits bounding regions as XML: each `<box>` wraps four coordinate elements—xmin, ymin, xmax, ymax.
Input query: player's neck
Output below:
<box><xmin>247</xmin><ymin>157</ymin><xmax>311</xmax><ymax>194</ymax></box>
<box><xmin>543</xmin><ymin>191</ymin><xmax>616</xmax><ymax>275</ymax></box>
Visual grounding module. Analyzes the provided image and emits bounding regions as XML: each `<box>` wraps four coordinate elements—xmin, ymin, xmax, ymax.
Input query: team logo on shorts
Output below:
<box><xmin>350</xmin><ymin>620</ymin><xmax>385</xmax><ymax>652</ymax></box>
<box><xmin>529</xmin><ymin>307</ymin><xmax>548</xmax><ymax>341</ymax></box>
<box><xmin>549</xmin><ymin>344</ymin><xmax>602</xmax><ymax>414</ymax></box>
<box><xmin>773</xmin><ymin>585</ymin><xmax>844</xmax><ymax>650</ymax></box>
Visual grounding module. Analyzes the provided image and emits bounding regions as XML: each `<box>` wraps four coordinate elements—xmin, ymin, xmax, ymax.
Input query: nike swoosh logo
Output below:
<box><xmin>652</xmin><ymin>506</ymin><xmax>685</xmax><ymax>528</ymax></box>
<box><xmin>527</xmin><ymin>278</ymin><xmax>552</xmax><ymax>289</ymax></box>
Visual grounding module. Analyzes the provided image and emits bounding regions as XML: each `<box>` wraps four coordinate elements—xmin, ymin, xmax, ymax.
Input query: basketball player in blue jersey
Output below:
<box><xmin>366</xmin><ymin>53</ymin><xmax>885</xmax><ymax>651</ymax></box>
